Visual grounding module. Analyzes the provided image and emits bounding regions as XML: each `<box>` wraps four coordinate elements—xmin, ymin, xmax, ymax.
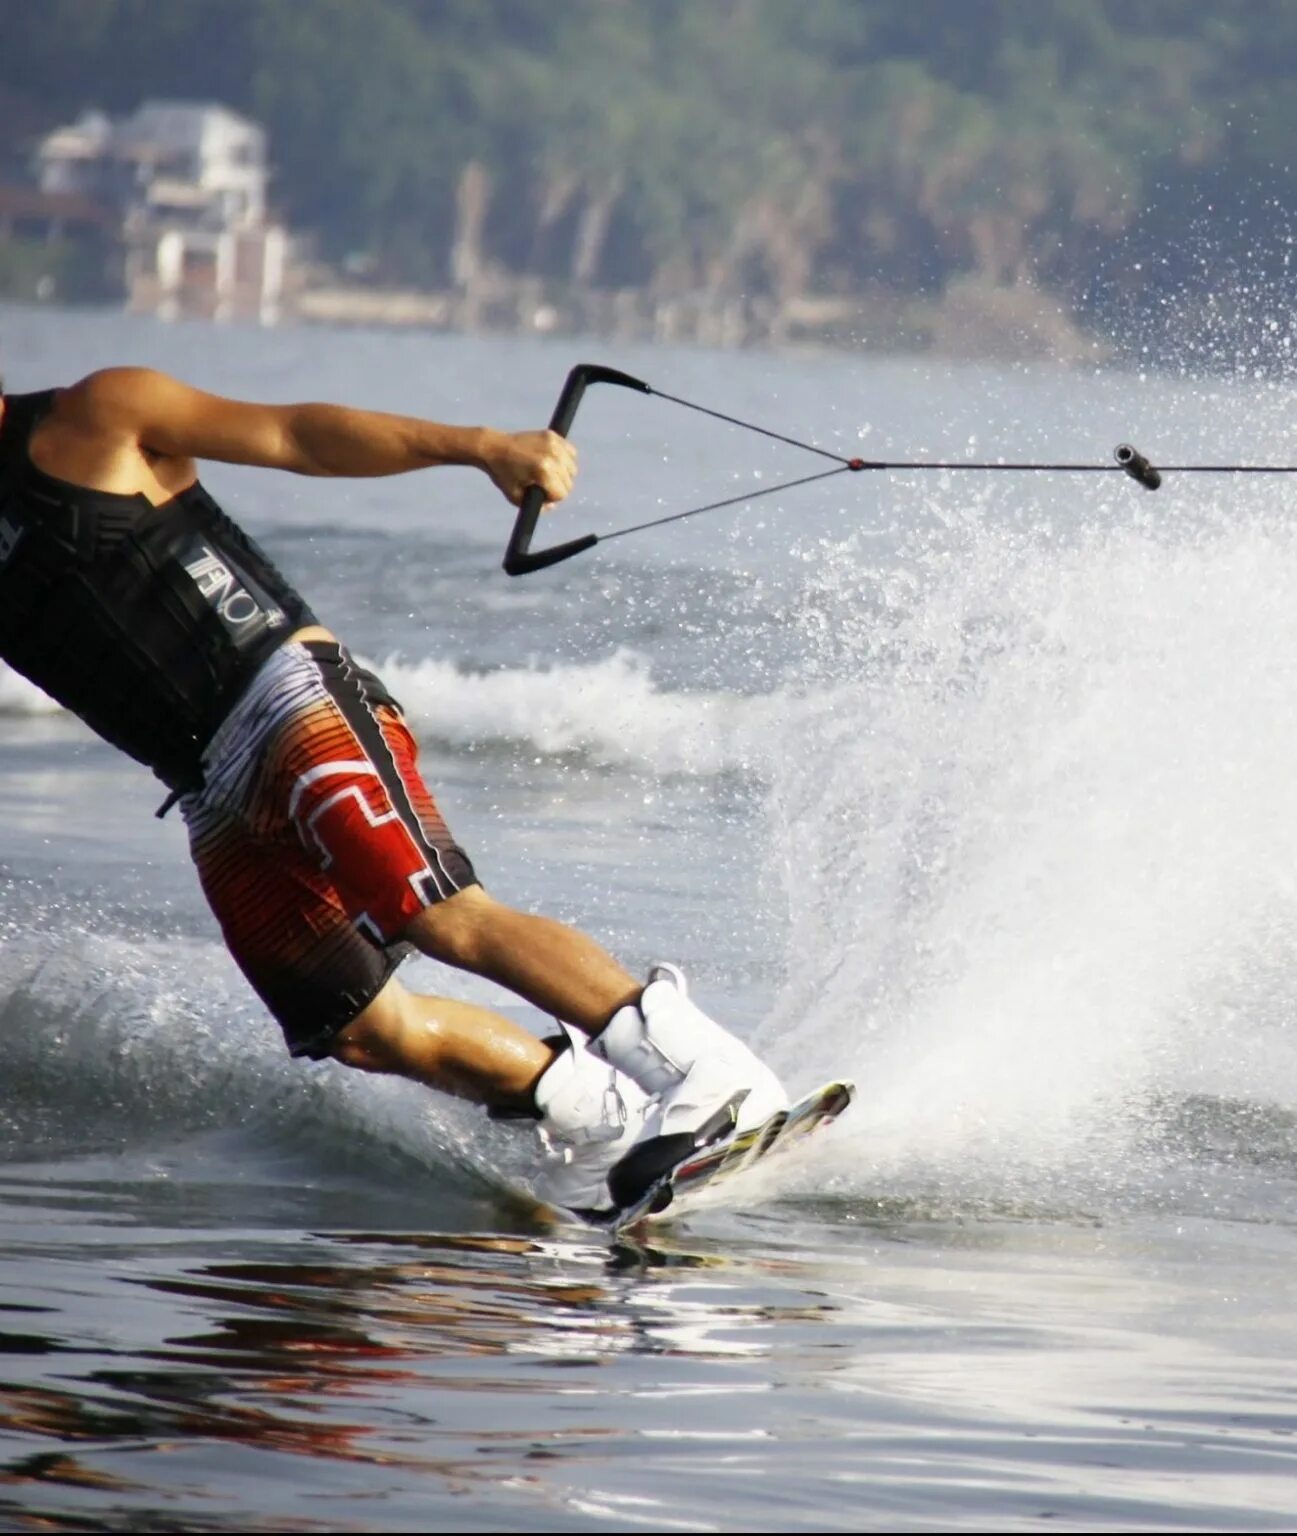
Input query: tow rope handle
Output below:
<box><xmin>503</xmin><ymin>362</ymin><xmax>650</xmax><ymax>575</ymax></box>
<box><xmin>500</xmin><ymin>361</ymin><xmax>1286</xmax><ymax>577</ymax></box>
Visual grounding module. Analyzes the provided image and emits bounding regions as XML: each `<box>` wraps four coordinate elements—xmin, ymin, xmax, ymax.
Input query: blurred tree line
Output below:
<box><xmin>2</xmin><ymin>0</ymin><xmax>1294</xmax><ymax>324</ymax></box>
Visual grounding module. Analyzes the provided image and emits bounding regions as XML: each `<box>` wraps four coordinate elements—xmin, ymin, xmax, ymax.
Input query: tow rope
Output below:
<box><xmin>503</xmin><ymin>363</ymin><xmax>1297</xmax><ymax>576</ymax></box>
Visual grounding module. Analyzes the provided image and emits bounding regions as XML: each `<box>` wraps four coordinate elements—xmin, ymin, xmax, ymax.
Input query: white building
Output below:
<box><xmin>35</xmin><ymin>102</ymin><xmax>288</xmax><ymax>323</ymax></box>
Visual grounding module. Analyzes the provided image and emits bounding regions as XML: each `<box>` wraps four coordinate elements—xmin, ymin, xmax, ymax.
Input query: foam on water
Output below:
<box><xmin>759</xmin><ymin>476</ymin><xmax>1297</xmax><ymax>1200</ymax></box>
<box><xmin>378</xmin><ymin>646</ymin><xmax>784</xmax><ymax>775</ymax></box>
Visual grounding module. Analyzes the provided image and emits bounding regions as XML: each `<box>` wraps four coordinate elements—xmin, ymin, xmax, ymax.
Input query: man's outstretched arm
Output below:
<box><xmin>62</xmin><ymin>367</ymin><xmax>577</xmax><ymax>506</ymax></box>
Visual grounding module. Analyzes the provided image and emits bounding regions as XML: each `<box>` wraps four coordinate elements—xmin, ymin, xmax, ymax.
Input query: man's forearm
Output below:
<box><xmin>285</xmin><ymin>403</ymin><xmax>495</xmax><ymax>478</ymax></box>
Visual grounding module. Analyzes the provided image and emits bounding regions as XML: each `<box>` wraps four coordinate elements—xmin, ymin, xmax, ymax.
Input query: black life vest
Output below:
<box><xmin>0</xmin><ymin>389</ymin><xmax>316</xmax><ymax>791</ymax></box>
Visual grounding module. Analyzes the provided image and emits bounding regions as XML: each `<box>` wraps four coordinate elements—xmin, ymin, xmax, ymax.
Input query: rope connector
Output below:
<box><xmin>1114</xmin><ymin>443</ymin><xmax>1162</xmax><ymax>491</ymax></box>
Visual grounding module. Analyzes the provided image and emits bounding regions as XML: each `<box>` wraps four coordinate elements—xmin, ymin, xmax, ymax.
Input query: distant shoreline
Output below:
<box><xmin>290</xmin><ymin>272</ymin><xmax>1109</xmax><ymax>366</ymax></box>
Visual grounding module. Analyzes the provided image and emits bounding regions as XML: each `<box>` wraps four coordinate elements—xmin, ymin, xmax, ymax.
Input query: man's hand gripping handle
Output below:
<box><xmin>502</xmin><ymin>363</ymin><xmax>650</xmax><ymax>576</ymax></box>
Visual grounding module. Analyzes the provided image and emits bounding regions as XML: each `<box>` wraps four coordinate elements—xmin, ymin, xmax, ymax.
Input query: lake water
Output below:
<box><xmin>2</xmin><ymin>302</ymin><xmax>1297</xmax><ymax>1530</ymax></box>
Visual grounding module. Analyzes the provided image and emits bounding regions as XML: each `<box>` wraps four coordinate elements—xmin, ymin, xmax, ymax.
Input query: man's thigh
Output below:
<box><xmin>187</xmin><ymin>804</ymin><xmax>401</xmax><ymax>1059</ymax></box>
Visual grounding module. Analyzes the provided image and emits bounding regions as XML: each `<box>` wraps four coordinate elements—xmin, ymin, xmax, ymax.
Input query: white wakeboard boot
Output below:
<box><xmin>594</xmin><ymin>963</ymin><xmax>788</xmax><ymax>1145</ymax></box>
<box><xmin>530</xmin><ymin>1022</ymin><xmax>654</xmax><ymax>1218</ymax></box>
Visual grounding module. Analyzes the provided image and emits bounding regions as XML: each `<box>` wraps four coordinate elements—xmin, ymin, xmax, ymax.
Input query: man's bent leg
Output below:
<box><xmin>329</xmin><ymin>972</ymin><xmax>554</xmax><ymax>1108</ymax></box>
<box><xmin>404</xmin><ymin>886</ymin><xmax>640</xmax><ymax>1035</ymax></box>
<box><xmin>402</xmin><ymin>888</ymin><xmax>788</xmax><ymax>1151</ymax></box>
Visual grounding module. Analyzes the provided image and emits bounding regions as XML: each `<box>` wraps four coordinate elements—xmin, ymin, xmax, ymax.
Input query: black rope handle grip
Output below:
<box><xmin>502</xmin><ymin>362</ymin><xmax>650</xmax><ymax>575</ymax></box>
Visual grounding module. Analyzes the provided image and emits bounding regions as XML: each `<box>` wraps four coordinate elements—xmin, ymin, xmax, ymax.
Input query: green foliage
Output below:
<box><xmin>1</xmin><ymin>0</ymin><xmax>1294</xmax><ymax>303</ymax></box>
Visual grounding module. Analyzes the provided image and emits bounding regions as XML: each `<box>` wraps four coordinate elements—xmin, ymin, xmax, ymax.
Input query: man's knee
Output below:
<box><xmin>329</xmin><ymin>978</ymin><xmax>441</xmax><ymax>1074</ymax></box>
<box><xmin>404</xmin><ymin>884</ymin><xmax>503</xmax><ymax>968</ymax></box>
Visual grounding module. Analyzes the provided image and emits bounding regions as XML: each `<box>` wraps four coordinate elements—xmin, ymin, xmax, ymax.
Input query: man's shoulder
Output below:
<box><xmin>58</xmin><ymin>368</ymin><xmax>164</xmax><ymax>426</ymax></box>
<box><xmin>42</xmin><ymin>371</ymin><xmax>197</xmax><ymax>467</ymax></box>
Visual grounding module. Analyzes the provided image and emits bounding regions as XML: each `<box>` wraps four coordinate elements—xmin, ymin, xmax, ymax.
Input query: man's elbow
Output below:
<box><xmin>278</xmin><ymin>407</ymin><xmax>342</xmax><ymax>476</ymax></box>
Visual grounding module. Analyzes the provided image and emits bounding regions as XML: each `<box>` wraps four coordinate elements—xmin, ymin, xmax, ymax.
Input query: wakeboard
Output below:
<box><xmin>599</xmin><ymin>1078</ymin><xmax>856</xmax><ymax>1233</ymax></box>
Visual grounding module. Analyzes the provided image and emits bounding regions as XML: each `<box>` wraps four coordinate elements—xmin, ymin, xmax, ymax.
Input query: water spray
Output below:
<box><xmin>503</xmin><ymin>362</ymin><xmax>1297</xmax><ymax>576</ymax></box>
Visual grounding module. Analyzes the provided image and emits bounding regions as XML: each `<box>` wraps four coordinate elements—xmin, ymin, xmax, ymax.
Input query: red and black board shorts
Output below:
<box><xmin>182</xmin><ymin>639</ymin><xmax>478</xmax><ymax>1059</ymax></box>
